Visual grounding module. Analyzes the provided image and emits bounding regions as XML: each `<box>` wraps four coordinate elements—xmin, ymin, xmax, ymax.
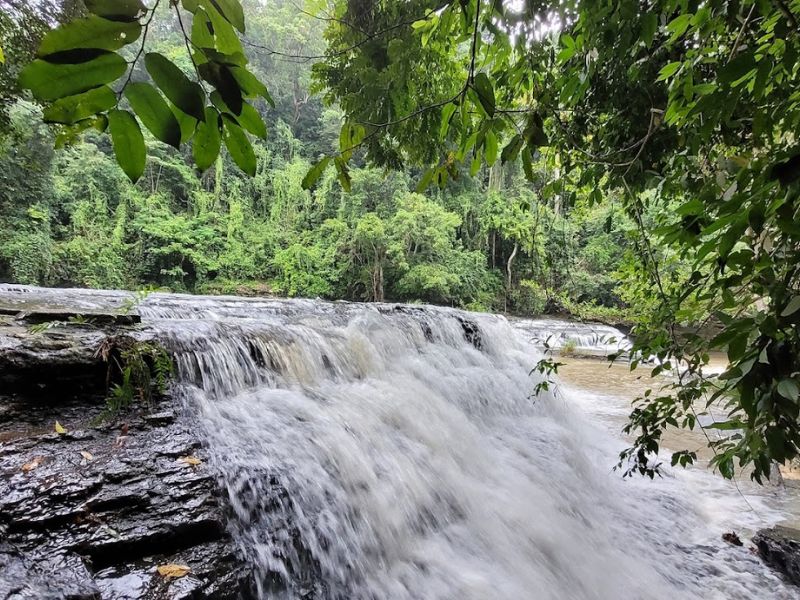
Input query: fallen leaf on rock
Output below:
<box><xmin>21</xmin><ymin>456</ymin><xmax>44</xmax><ymax>472</ymax></box>
<box><xmin>80</xmin><ymin>451</ymin><xmax>94</xmax><ymax>461</ymax></box>
<box><xmin>54</xmin><ymin>421</ymin><xmax>67</xmax><ymax>434</ymax></box>
<box><xmin>177</xmin><ymin>456</ymin><xmax>202</xmax><ymax>467</ymax></box>
<box><xmin>157</xmin><ymin>564</ymin><xmax>191</xmax><ymax>579</ymax></box>
<box><xmin>102</xmin><ymin>525</ymin><xmax>120</xmax><ymax>538</ymax></box>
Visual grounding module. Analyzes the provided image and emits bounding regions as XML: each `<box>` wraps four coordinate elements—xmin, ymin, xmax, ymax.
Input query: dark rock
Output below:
<box><xmin>143</xmin><ymin>411</ymin><xmax>176</xmax><ymax>426</ymax></box>
<box><xmin>0</xmin><ymin>322</ymin><xmax>153</xmax><ymax>395</ymax></box>
<box><xmin>753</xmin><ymin>525</ymin><xmax>800</xmax><ymax>586</ymax></box>
<box><xmin>456</xmin><ymin>316</ymin><xmax>482</xmax><ymax>350</ymax></box>
<box><xmin>0</xmin><ymin>308</ymin><xmax>141</xmax><ymax>326</ymax></box>
<box><xmin>0</xmin><ymin>395</ymin><xmax>252</xmax><ymax>599</ymax></box>
<box><xmin>722</xmin><ymin>531</ymin><xmax>743</xmax><ymax>546</ymax></box>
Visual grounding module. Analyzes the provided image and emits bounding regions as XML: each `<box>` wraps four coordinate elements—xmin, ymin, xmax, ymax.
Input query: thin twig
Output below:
<box><xmin>117</xmin><ymin>0</ymin><xmax>161</xmax><ymax>102</ymax></box>
<box><xmin>728</xmin><ymin>4</ymin><xmax>756</xmax><ymax>64</ymax></box>
<box><xmin>174</xmin><ymin>2</ymin><xmax>202</xmax><ymax>82</ymax></box>
<box><xmin>774</xmin><ymin>0</ymin><xmax>800</xmax><ymax>30</ymax></box>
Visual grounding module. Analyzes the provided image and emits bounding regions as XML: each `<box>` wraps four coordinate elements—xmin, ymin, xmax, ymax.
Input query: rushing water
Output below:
<box><xmin>510</xmin><ymin>315</ymin><xmax>632</xmax><ymax>357</ymax></box>
<box><xmin>1</xmin><ymin>285</ymin><xmax>798</xmax><ymax>599</ymax></box>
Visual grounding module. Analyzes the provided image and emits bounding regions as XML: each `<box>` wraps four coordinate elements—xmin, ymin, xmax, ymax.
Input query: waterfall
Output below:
<box><xmin>0</xmin><ymin>285</ymin><xmax>793</xmax><ymax>599</ymax></box>
<box><xmin>509</xmin><ymin>316</ymin><xmax>632</xmax><ymax>357</ymax></box>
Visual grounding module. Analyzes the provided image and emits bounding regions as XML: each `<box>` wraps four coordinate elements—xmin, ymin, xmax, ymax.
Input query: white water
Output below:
<box><xmin>1</xmin><ymin>285</ymin><xmax>797</xmax><ymax>599</ymax></box>
<box><xmin>510</xmin><ymin>316</ymin><xmax>632</xmax><ymax>357</ymax></box>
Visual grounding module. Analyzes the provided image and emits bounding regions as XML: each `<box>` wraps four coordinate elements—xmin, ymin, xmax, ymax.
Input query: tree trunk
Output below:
<box><xmin>506</xmin><ymin>242</ymin><xmax>518</xmax><ymax>312</ymax></box>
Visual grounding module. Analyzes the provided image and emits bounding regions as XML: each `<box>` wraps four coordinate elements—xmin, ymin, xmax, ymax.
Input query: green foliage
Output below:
<box><xmin>97</xmin><ymin>336</ymin><xmax>173</xmax><ymax>416</ymax></box>
<box><xmin>17</xmin><ymin>0</ymin><xmax>269</xmax><ymax>183</ymax></box>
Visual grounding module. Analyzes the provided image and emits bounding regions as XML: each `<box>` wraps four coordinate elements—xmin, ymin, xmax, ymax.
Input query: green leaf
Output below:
<box><xmin>657</xmin><ymin>62</ymin><xmax>682</xmax><ymax>82</ymax></box>
<box><xmin>707</xmin><ymin>420</ymin><xmax>744</xmax><ymax>431</ymax></box>
<box><xmin>19</xmin><ymin>52</ymin><xmax>127</xmax><ymax>101</ymax></box>
<box><xmin>108</xmin><ymin>109</ymin><xmax>146</xmax><ymax>182</ymax></box>
<box><xmin>521</xmin><ymin>146</ymin><xmax>534</xmax><ymax>180</ymax></box>
<box><xmin>208</xmin><ymin>0</ymin><xmax>246</xmax><ymax>33</ymax></box>
<box><xmin>42</xmin><ymin>86</ymin><xmax>117</xmax><ymax>124</ymax></box>
<box><xmin>192</xmin><ymin>107</ymin><xmax>221</xmax><ymax>171</ymax></box>
<box><xmin>221</xmin><ymin>114</ymin><xmax>256</xmax><ymax>176</ymax></box>
<box><xmin>416</xmin><ymin>168</ymin><xmax>435</xmax><ymax>192</ymax></box>
<box><xmin>781</xmin><ymin>296</ymin><xmax>800</xmax><ymax>317</ymax></box>
<box><xmin>334</xmin><ymin>156</ymin><xmax>352</xmax><ymax>192</ymax></box>
<box><xmin>557</xmin><ymin>34</ymin><xmax>576</xmax><ymax>62</ymax></box>
<box><xmin>777</xmin><ymin>379</ymin><xmax>800</xmax><ymax>402</ymax></box>
<box><xmin>472</xmin><ymin>73</ymin><xmax>495</xmax><ymax>117</ymax></box>
<box><xmin>182</xmin><ymin>0</ymin><xmax>200</xmax><ymax>12</ymax></box>
<box><xmin>194</xmin><ymin>47</ymin><xmax>247</xmax><ymax>67</ymax></box>
<box><xmin>524</xmin><ymin>113</ymin><xmax>548</xmax><ymax>147</ymax></box>
<box><xmin>191</xmin><ymin>8</ymin><xmax>216</xmax><ymax>48</ymax></box>
<box><xmin>470</xmin><ymin>154</ymin><xmax>481</xmax><ymax>176</ymax></box>
<box><xmin>229</xmin><ymin>66</ymin><xmax>273</xmax><ymax>106</ymax></box>
<box><xmin>641</xmin><ymin>12</ymin><xmax>658</xmax><ymax>47</ymax></box>
<box><xmin>55</xmin><ymin>114</ymin><xmax>108</xmax><ymax>148</ymax></box>
<box><xmin>302</xmin><ymin>157</ymin><xmax>331</xmax><ymax>190</ymax></box>
<box><xmin>719</xmin><ymin>52</ymin><xmax>756</xmax><ymax>86</ymax></box>
<box><xmin>85</xmin><ymin>0</ymin><xmax>146</xmax><ymax>21</ymax></box>
<box><xmin>485</xmin><ymin>129</ymin><xmax>498</xmax><ymax>165</ymax></box>
<box><xmin>145</xmin><ymin>53</ymin><xmax>206</xmax><ymax>121</ymax></box>
<box><xmin>501</xmin><ymin>134</ymin><xmax>523</xmax><ymax>164</ymax></box>
<box><xmin>666</xmin><ymin>13</ymin><xmax>691</xmax><ymax>42</ymax></box>
<box><xmin>198</xmin><ymin>61</ymin><xmax>243</xmax><ymax>115</ymax></box>
<box><xmin>232</xmin><ymin>102</ymin><xmax>267</xmax><ymax>139</ymax></box>
<box><xmin>201</xmin><ymin>0</ymin><xmax>244</xmax><ymax>55</ymax></box>
<box><xmin>0</xmin><ymin>46</ymin><xmax>5</xmax><ymax>64</ymax></box>
<box><xmin>173</xmin><ymin>106</ymin><xmax>198</xmax><ymax>144</ymax></box>
<box><xmin>38</xmin><ymin>15</ymin><xmax>141</xmax><ymax>57</ymax></box>
<box><xmin>209</xmin><ymin>90</ymin><xmax>253</xmax><ymax>138</ymax></box>
<box><xmin>124</xmin><ymin>82</ymin><xmax>182</xmax><ymax>148</ymax></box>
<box><xmin>439</xmin><ymin>103</ymin><xmax>457</xmax><ymax>140</ymax></box>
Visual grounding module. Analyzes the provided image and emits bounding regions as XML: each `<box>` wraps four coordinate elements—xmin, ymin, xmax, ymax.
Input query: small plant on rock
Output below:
<box><xmin>96</xmin><ymin>336</ymin><xmax>173</xmax><ymax>415</ymax></box>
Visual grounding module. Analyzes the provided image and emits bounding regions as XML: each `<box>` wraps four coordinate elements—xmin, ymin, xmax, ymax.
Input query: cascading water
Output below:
<box><xmin>1</xmin><ymin>285</ymin><xmax>796</xmax><ymax>599</ymax></box>
<box><xmin>510</xmin><ymin>316</ymin><xmax>632</xmax><ymax>357</ymax></box>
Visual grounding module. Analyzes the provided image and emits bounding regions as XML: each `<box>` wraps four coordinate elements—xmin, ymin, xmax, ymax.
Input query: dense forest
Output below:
<box><xmin>0</xmin><ymin>0</ymin><xmax>650</xmax><ymax>323</ymax></box>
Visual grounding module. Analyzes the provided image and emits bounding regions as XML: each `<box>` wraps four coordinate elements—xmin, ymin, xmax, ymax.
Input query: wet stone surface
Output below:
<box><xmin>753</xmin><ymin>526</ymin><xmax>800</xmax><ymax>587</ymax></box>
<box><xmin>0</xmin><ymin>397</ymin><xmax>251</xmax><ymax>599</ymax></box>
<box><xmin>0</xmin><ymin>323</ymin><xmax>252</xmax><ymax>599</ymax></box>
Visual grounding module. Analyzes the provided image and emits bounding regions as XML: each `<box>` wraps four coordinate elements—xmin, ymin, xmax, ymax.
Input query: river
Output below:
<box><xmin>1</xmin><ymin>285</ymin><xmax>798</xmax><ymax>599</ymax></box>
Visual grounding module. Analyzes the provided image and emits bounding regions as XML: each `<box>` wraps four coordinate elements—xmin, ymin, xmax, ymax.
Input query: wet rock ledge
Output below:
<box><xmin>753</xmin><ymin>526</ymin><xmax>800</xmax><ymax>587</ymax></box>
<box><xmin>0</xmin><ymin>316</ymin><xmax>251</xmax><ymax>599</ymax></box>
